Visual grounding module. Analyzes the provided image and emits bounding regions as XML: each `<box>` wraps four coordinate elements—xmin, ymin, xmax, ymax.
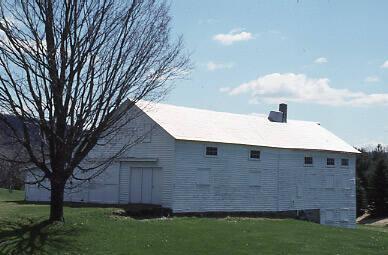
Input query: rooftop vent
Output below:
<box><xmin>268</xmin><ymin>104</ymin><xmax>287</xmax><ymax>123</ymax></box>
<box><xmin>268</xmin><ymin>111</ymin><xmax>283</xmax><ymax>122</ymax></box>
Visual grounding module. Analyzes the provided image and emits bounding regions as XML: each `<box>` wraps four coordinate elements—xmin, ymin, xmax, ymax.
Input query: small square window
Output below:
<box><xmin>304</xmin><ymin>157</ymin><xmax>313</xmax><ymax>165</ymax></box>
<box><xmin>341</xmin><ymin>159</ymin><xmax>349</xmax><ymax>167</ymax></box>
<box><xmin>250</xmin><ymin>150</ymin><xmax>261</xmax><ymax>159</ymax></box>
<box><xmin>206</xmin><ymin>146</ymin><xmax>218</xmax><ymax>156</ymax></box>
<box><xmin>327</xmin><ymin>158</ymin><xmax>335</xmax><ymax>166</ymax></box>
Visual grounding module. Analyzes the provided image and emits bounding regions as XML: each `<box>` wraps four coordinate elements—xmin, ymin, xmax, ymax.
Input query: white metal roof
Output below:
<box><xmin>137</xmin><ymin>101</ymin><xmax>359</xmax><ymax>154</ymax></box>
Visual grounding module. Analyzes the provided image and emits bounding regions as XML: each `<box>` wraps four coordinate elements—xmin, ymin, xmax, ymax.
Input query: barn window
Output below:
<box><xmin>325</xmin><ymin>175</ymin><xmax>334</xmax><ymax>188</ymax></box>
<box><xmin>340</xmin><ymin>209</ymin><xmax>349</xmax><ymax>222</ymax></box>
<box><xmin>350</xmin><ymin>179</ymin><xmax>356</xmax><ymax>195</ymax></box>
<box><xmin>327</xmin><ymin>158</ymin><xmax>335</xmax><ymax>166</ymax></box>
<box><xmin>341</xmin><ymin>158</ymin><xmax>349</xmax><ymax>167</ymax></box>
<box><xmin>344</xmin><ymin>178</ymin><xmax>352</xmax><ymax>190</ymax></box>
<box><xmin>335</xmin><ymin>176</ymin><xmax>343</xmax><ymax>188</ymax></box>
<box><xmin>297</xmin><ymin>184</ymin><xmax>303</xmax><ymax>197</ymax></box>
<box><xmin>205</xmin><ymin>146</ymin><xmax>218</xmax><ymax>156</ymax></box>
<box><xmin>308</xmin><ymin>174</ymin><xmax>318</xmax><ymax>189</ymax></box>
<box><xmin>250</xmin><ymin>150</ymin><xmax>261</xmax><ymax>160</ymax></box>
<box><xmin>304</xmin><ymin>156</ymin><xmax>313</xmax><ymax>165</ymax></box>
<box><xmin>196</xmin><ymin>168</ymin><xmax>210</xmax><ymax>185</ymax></box>
<box><xmin>248</xmin><ymin>171</ymin><xmax>261</xmax><ymax>187</ymax></box>
<box><xmin>326</xmin><ymin>210</ymin><xmax>334</xmax><ymax>222</ymax></box>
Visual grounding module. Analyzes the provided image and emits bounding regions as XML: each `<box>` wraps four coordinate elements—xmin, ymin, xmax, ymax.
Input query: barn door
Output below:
<box><xmin>151</xmin><ymin>168</ymin><xmax>161</xmax><ymax>204</ymax></box>
<box><xmin>119</xmin><ymin>162</ymin><xmax>130</xmax><ymax>204</ymax></box>
<box><xmin>129</xmin><ymin>167</ymin><xmax>161</xmax><ymax>204</ymax></box>
<box><xmin>141</xmin><ymin>168</ymin><xmax>153</xmax><ymax>204</ymax></box>
<box><xmin>130</xmin><ymin>168</ymin><xmax>143</xmax><ymax>203</ymax></box>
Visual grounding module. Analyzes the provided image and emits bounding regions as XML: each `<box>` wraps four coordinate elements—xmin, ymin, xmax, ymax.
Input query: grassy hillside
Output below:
<box><xmin>0</xmin><ymin>188</ymin><xmax>24</xmax><ymax>202</ymax></box>
<box><xmin>0</xmin><ymin>189</ymin><xmax>388</xmax><ymax>255</ymax></box>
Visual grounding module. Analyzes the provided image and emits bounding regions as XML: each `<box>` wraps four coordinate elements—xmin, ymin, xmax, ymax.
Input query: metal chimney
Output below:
<box><xmin>279</xmin><ymin>103</ymin><xmax>287</xmax><ymax>123</ymax></box>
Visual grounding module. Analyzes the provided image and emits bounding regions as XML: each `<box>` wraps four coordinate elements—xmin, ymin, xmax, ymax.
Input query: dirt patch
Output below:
<box><xmin>112</xmin><ymin>205</ymin><xmax>172</xmax><ymax>219</ymax></box>
<box><xmin>357</xmin><ymin>213</ymin><xmax>388</xmax><ymax>227</ymax></box>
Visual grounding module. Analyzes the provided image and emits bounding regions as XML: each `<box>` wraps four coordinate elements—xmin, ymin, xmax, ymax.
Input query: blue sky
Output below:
<box><xmin>165</xmin><ymin>0</ymin><xmax>388</xmax><ymax>147</ymax></box>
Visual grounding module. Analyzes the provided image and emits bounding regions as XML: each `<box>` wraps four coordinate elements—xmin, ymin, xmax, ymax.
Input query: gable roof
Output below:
<box><xmin>137</xmin><ymin>101</ymin><xmax>359</xmax><ymax>154</ymax></box>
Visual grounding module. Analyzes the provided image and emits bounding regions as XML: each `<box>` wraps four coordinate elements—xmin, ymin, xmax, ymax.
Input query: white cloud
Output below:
<box><xmin>223</xmin><ymin>73</ymin><xmax>388</xmax><ymax>106</ymax></box>
<box><xmin>213</xmin><ymin>29</ymin><xmax>254</xmax><ymax>45</ymax></box>
<box><xmin>365</xmin><ymin>76</ymin><xmax>380</xmax><ymax>83</ymax></box>
<box><xmin>381</xmin><ymin>60</ymin><xmax>388</xmax><ymax>68</ymax></box>
<box><xmin>314</xmin><ymin>57</ymin><xmax>328</xmax><ymax>64</ymax></box>
<box><xmin>206</xmin><ymin>61</ymin><xmax>234</xmax><ymax>71</ymax></box>
<box><xmin>219</xmin><ymin>87</ymin><xmax>231</xmax><ymax>93</ymax></box>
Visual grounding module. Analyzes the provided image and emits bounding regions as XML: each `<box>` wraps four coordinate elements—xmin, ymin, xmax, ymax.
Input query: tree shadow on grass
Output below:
<box><xmin>0</xmin><ymin>218</ymin><xmax>82</xmax><ymax>255</ymax></box>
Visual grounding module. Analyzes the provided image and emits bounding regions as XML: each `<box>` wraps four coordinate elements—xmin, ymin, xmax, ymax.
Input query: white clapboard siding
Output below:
<box><xmin>25</xmin><ymin>108</ymin><xmax>175</xmax><ymax>208</ymax></box>
<box><xmin>172</xmin><ymin>140</ymin><xmax>356</xmax><ymax>227</ymax></box>
<box><xmin>85</xmin><ymin>108</ymin><xmax>176</xmax><ymax>207</ymax></box>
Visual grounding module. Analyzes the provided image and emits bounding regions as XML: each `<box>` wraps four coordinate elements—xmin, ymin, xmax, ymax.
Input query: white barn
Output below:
<box><xmin>25</xmin><ymin>102</ymin><xmax>359</xmax><ymax>227</ymax></box>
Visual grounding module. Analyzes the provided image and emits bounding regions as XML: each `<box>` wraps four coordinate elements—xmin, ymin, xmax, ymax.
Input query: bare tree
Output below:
<box><xmin>0</xmin><ymin>0</ymin><xmax>189</xmax><ymax>222</ymax></box>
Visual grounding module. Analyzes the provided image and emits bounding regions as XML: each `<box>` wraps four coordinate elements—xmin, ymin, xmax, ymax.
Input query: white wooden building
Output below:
<box><xmin>25</xmin><ymin>101</ymin><xmax>359</xmax><ymax>227</ymax></box>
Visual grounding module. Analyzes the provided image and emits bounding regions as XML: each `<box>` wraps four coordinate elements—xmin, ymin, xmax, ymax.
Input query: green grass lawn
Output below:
<box><xmin>1</xmin><ymin>189</ymin><xmax>388</xmax><ymax>255</ymax></box>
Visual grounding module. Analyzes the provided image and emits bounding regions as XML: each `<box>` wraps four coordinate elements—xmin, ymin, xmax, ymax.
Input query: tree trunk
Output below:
<box><xmin>49</xmin><ymin>179</ymin><xmax>65</xmax><ymax>222</ymax></box>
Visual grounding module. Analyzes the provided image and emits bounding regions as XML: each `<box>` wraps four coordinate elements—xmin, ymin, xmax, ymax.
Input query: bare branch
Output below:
<box><xmin>0</xmin><ymin>0</ymin><xmax>190</xmax><ymax>221</ymax></box>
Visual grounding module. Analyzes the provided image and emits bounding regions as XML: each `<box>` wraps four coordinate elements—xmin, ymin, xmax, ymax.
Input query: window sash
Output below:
<box><xmin>341</xmin><ymin>159</ymin><xmax>349</xmax><ymax>166</ymax></box>
<box><xmin>304</xmin><ymin>157</ymin><xmax>313</xmax><ymax>165</ymax></box>
<box><xmin>206</xmin><ymin>146</ymin><xmax>218</xmax><ymax>156</ymax></box>
<box><xmin>327</xmin><ymin>158</ymin><xmax>335</xmax><ymax>166</ymax></box>
<box><xmin>250</xmin><ymin>150</ymin><xmax>261</xmax><ymax>159</ymax></box>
